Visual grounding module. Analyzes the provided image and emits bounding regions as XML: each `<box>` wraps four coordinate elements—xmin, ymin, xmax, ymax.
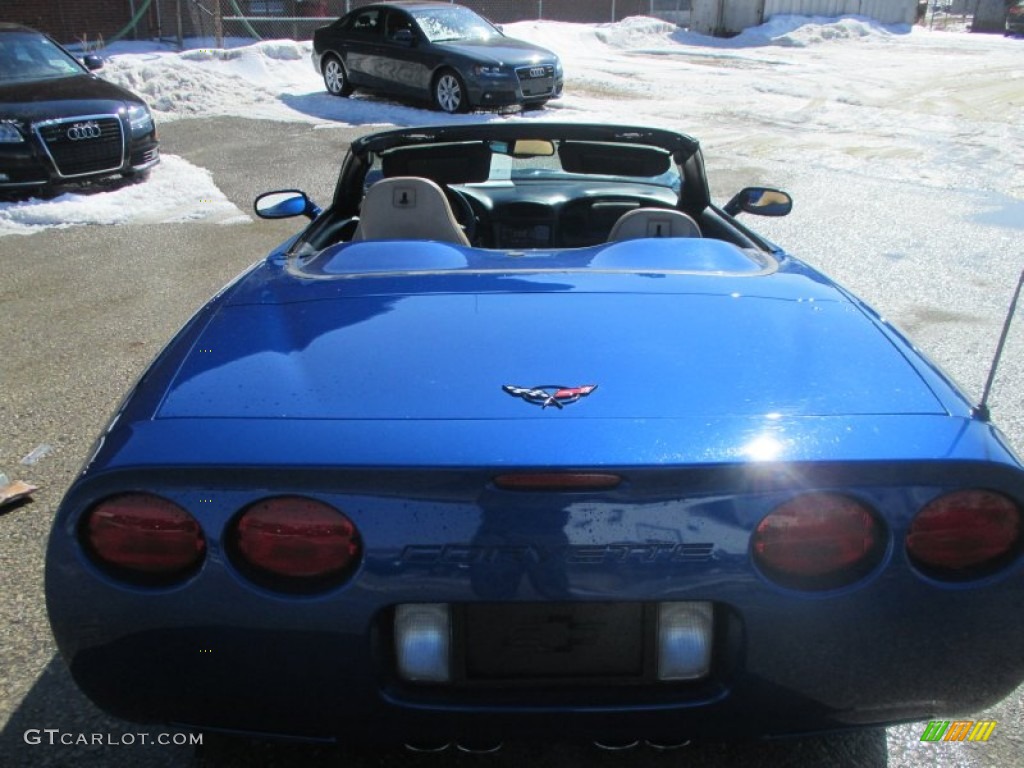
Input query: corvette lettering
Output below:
<box><xmin>503</xmin><ymin>384</ymin><xmax>597</xmax><ymax>409</ymax></box>
<box><xmin>397</xmin><ymin>543</ymin><xmax>714</xmax><ymax>566</ymax></box>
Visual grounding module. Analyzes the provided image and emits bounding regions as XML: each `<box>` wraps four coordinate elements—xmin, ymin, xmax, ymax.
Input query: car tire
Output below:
<box><xmin>433</xmin><ymin>69</ymin><xmax>468</xmax><ymax>114</ymax></box>
<box><xmin>323</xmin><ymin>55</ymin><xmax>353</xmax><ymax>97</ymax></box>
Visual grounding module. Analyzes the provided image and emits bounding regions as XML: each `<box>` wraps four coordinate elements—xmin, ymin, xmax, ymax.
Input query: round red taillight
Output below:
<box><xmin>906</xmin><ymin>490</ymin><xmax>1021</xmax><ymax>578</ymax></box>
<box><xmin>83</xmin><ymin>493</ymin><xmax>206</xmax><ymax>583</ymax></box>
<box><xmin>752</xmin><ymin>493</ymin><xmax>884</xmax><ymax>590</ymax></box>
<box><xmin>231</xmin><ymin>496</ymin><xmax>361</xmax><ymax>590</ymax></box>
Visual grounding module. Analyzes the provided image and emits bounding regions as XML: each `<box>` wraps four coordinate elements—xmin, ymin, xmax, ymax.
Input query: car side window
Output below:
<box><xmin>383</xmin><ymin>10</ymin><xmax>415</xmax><ymax>42</ymax></box>
<box><xmin>346</xmin><ymin>9</ymin><xmax>381</xmax><ymax>39</ymax></box>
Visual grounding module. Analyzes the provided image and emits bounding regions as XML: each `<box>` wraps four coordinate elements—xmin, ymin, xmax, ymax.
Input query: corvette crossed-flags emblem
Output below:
<box><xmin>502</xmin><ymin>384</ymin><xmax>598</xmax><ymax>409</ymax></box>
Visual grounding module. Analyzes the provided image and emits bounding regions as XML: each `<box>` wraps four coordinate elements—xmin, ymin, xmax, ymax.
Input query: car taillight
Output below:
<box><xmin>752</xmin><ymin>493</ymin><xmax>884</xmax><ymax>590</ymax></box>
<box><xmin>82</xmin><ymin>493</ymin><xmax>205</xmax><ymax>583</ymax></box>
<box><xmin>231</xmin><ymin>496</ymin><xmax>361</xmax><ymax>591</ymax></box>
<box><xmin>906</xmin><ymin>490</ymin><xmax>1021</xmax><ymax>578</ymax></box>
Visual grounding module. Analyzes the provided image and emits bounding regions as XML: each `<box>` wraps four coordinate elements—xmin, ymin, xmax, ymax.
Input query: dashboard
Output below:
<box><xmin>454</xmin><ymin>179</ymin><xmax>681</xmax><ymax>249</ymax></box>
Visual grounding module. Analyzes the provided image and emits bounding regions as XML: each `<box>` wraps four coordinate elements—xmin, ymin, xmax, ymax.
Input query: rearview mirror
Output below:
<box><xmin>724</xmin><ymin>187</ymin><xmax>792</xmax><ymax>217</ymax></box>
<box><xmin>511</xmin><ymin>139</ymin><xmax>555</xmax><ymax>157</ymax></box>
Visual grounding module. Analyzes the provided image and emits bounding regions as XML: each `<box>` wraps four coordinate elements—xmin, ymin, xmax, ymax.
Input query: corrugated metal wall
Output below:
<box><xmin>692</xmin><ymin>0</ymin><xmax>918</xmax><ymax>35</ymax></box>
<box><xmin>764</xmin><ymin>0</ymin><xmax>917</xmax><ymax>25</ymax></box>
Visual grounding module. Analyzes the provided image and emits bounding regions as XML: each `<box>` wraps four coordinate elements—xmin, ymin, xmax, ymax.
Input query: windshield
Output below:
<box><xmin>412</xmin><ymin>6</ymin><xmax>501</xmax><ymax>43</ymax></box>
<box><xmin>482</xmin><ymin>144</ymin><xmax>680</xmax><ymax>190</ymax></box>
<box><xmin>0</xmin><ymin>32</ymin><xmax>85</xmax><ymax>82</ymax></box>
<box><xmin>370</xmin><ymin>139</ymin><xmax>682</xmax><ymax>192</ymax></box>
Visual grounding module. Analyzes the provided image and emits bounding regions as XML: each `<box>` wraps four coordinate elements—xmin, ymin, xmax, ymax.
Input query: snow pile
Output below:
<box><xmin>735</xmin><ymin>14</ymin><xmax>907</xmax><ymax>46</ymax></box>
<box><xmin>592</xmin><ymin>16</ymin><xmax>679</xmax><ymax>47</ymax></box>
<box><xmin>0</xmin><ymin>156</ymin><xmax>245</xmax><ymax>237</ymax></box>
<box><xmin>102</xmin><ymin>39</ymin><xmax>321</xmax><ymax>121</ymax></box>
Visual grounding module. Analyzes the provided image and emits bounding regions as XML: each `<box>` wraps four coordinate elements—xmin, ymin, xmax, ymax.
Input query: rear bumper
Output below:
<box><xmin>46</xmin><ymin>464</ymin><xmax>1024</xmax><ymax>744</ymax></box>
<box><xmin>51</xmin><ymin>589</ymin><xmax>1024</xmax><ymax>744</ymax></box>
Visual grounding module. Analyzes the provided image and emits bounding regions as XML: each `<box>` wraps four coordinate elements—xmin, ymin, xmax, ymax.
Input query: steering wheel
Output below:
<box><xmin>445</xmin><ymin>186</ymin><xmax>478</xmax><ymax>244</ymax></box>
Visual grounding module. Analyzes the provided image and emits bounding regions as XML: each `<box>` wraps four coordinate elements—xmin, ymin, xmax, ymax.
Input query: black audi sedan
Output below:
<box><xmin>312</xmin><ymin>1</ymin><xmax>563</xmax><ymax>113</ymax></box>
<box><xmin>0</xmin><ymin>23</ymin><xmax>159</xmax><ymax>194</ymax></box>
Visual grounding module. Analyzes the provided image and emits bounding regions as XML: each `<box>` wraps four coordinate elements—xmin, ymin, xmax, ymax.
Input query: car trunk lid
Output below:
<box><xmin>157</xmin><ymin>265</ymin><xmax>944</xmax><ymax>422</ymax></box>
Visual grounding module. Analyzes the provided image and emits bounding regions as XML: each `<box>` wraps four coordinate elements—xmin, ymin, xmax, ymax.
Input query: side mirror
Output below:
<box><xmin>82</xmin><ymin>54</ymin><xmax>104</xmax><ymax>71</ymax></box>
<box><xmin>724</xmin><ymin>187</ymin><xmax>792</xmax><ymax>217</ymax></box>
<box><xmin>254</xmin><ymin>190</ymin><xmax>321</xmax><ymax>220</ymax></box>
<box><xmin>392</xmin><ymin>29</ymin><xmax>415</xmax><ymax>45</ymax></box>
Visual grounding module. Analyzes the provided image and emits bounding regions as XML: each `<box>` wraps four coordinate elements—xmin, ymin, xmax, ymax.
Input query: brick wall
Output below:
<box><xmin>5</xmin><ymin>0</ymin><xmax>139</xmax><ymax>44</ymax></box>
<box><xmin>7</xmin><ymin>0</ymin><xmax>661</xmax><ymax>44</ymax></box>
<box><xmin>469</xmin><ymin>0</ymin><xmax>654</xmax><ymax>24</ymax></box>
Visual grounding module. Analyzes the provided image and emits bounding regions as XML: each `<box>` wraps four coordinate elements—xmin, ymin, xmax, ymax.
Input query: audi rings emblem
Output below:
<box><xmin>67</xmin><ymin>121</ymin><xmax>102</xmax><ymax>141</ymax></box>
<box><xmin>529</xmin><ymin>67</ymin><xmax>546</xmax><ymax>78</ymax></box>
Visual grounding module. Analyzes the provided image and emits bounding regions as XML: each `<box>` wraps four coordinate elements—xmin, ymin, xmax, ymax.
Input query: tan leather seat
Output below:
<box><xmin>608</xmin><ymin>208</ymin><xmax>702</xmax><ymax>241</ymax></box>
<box><xmin>351</xmin><ymin>177</ymin><xmax>470</xmax><ymax>246</ymax></box>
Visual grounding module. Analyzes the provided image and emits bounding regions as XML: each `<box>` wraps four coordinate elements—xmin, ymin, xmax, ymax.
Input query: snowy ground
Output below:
<box><xmin>4</xmin><ymin>15</ymin><xmax>1021</xmax><ymax>234</ymax></box>
<box><xmin>7</xmin><ymin>14</ymin><xmax>1021</xmax><ymax>416</ymax></box>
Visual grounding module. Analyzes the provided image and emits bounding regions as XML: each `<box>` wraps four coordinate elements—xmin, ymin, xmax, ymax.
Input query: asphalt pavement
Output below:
<box><xmin>0</xmin><ymin>117</ymin><xmax>1018</xmax><ymax>767</ymax></box>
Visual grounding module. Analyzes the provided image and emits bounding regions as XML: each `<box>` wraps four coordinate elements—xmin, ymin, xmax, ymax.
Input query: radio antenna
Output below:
<box><xmin>974</xmin><ymin>268</ymin><xmax>1024</xmax><ymax>422</ymax></box>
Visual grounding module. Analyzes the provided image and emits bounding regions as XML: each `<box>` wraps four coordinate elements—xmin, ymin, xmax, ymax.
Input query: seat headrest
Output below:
<box><xmin>351</xmin><ymin>177</ymin><xmax>470</xmax><ymax>246</ymax></box>
<box><xmin>608</xmin><ymin>208</ymin><xmax>702</xmax><ymax>241</ymax></box>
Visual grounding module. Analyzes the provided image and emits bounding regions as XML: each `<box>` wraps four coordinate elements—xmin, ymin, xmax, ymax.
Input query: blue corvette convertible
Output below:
<box><xmin>46</xmin><ymin>123</ymin><xmax>1024</xmax><ymax>749</ymax></box>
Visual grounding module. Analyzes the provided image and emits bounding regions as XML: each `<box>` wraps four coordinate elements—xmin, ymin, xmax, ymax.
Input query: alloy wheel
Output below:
<box><xmin>435</xmin><ymin>72</ymin><xmax>465</xmax><ymax>113</ymax></box>
<box><xmin>324</xmin><ymin>57</ymin><xmax>349</xmax><ymax>96</ymax></box>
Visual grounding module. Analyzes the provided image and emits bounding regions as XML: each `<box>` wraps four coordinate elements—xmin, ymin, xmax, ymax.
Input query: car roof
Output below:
<box><xmin>356</xmin><ymin>1</ymin><xmax>475</xmax><ymax>12</ymax></box>
<box><xmin>0</xmin><ymin>23</ymin><xmax>41</xmax><ymax>34</ymax></box>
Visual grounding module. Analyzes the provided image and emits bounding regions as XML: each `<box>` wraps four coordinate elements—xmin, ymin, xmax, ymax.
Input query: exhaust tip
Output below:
<box><xmin>594</xmin><ymin>739</ymin><xmax>640</xmax><ymax>751</ymax></box>
<box><xmin>645</xmin><ymin>739</ymin><xmax>692</xmax><ymax>751</ymax></box>
<box><xmin>456</xmin><ymin>741</ymin><xmax>503</xmax><ymax>754</ymax></box>
<box><xmin>404</xmin><ymin>742</ymin><xmax>451</xmax><ymax>753</ymax></box>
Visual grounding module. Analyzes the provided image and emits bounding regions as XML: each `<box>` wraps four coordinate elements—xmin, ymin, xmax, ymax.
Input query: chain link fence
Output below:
<box><xmin>141</xmin><ymin>0</ymin><xmax>689</xmax><ymax>46</ymax></box>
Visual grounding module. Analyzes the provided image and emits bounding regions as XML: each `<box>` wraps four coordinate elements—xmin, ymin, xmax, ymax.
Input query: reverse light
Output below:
<box><xmin>395</xmin><ymin>603</ymin><xmax>452</xmax><ymax>683</ymax></box>
<box><xmin>82</xmin><ymin>493</ymin><xmax>205</xmax><ymax>583</ymax></box>
<box><xmin>231</xmin><ymin>496</ymin><xmax>361</xmax><ymax>590</ymax></box>
<box><xmin>657</xmin><ymin>602</ymin><xmax>713</xmax><ymax>681</ymax></box>
<box><xmin>906</xmin><ymin>489</ymin><xmax>1021</xmax><ymax>578</ymax></box>
<box><xmin>752</xmin><ymin>493</ymin><xmax>884</xmax><ymax>590</ymax></box>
